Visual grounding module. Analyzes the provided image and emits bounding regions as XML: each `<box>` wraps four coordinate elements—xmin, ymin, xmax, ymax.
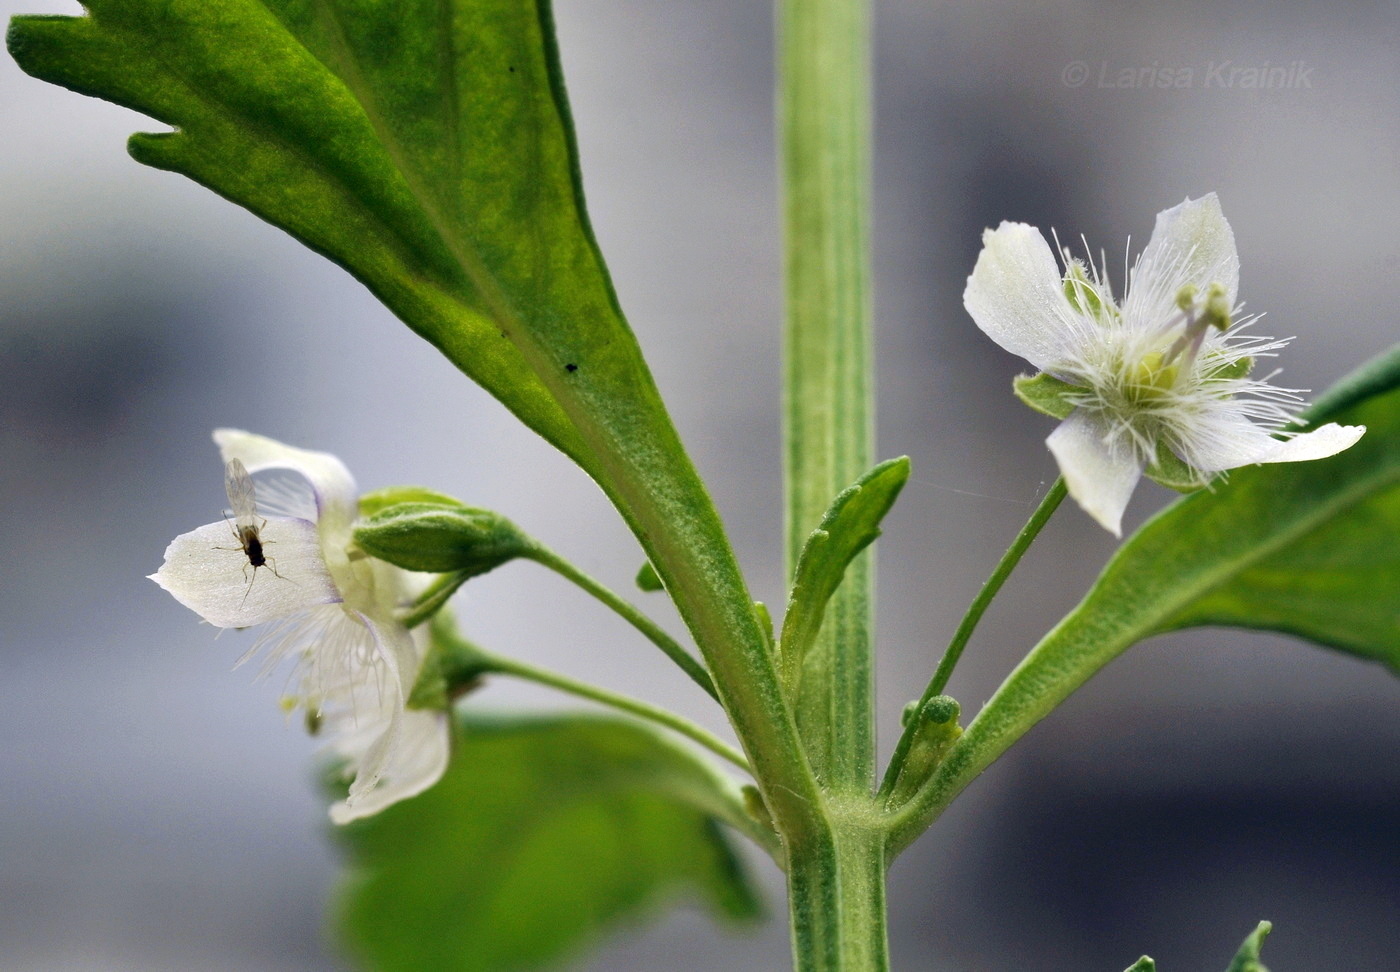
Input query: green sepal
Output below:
<box><xmin>1013</xmin><ymin>372</ymin><xmax>1084</xmax><ymax>420</ymax></box>
<box><xmin>1062</xmin><ymin>259</ymin><xmax>1112</xmax><ymax>320</ymax></box>
<box><xmin>778</xmin><ymin>457</ymin><xmax>911</xmax><ymax>690</ymax></box>
<box><xmin>406</xmin><ymin>611</ymin><xmax>496</xmax><ymax>711</ymax></box>
<box><xmin>1225</xmin><ymin>921</ymin><xmax>1271</xmax><ymax>972</ymax></box>
<box><xmin>635</xmin><ymin>560</ymin><xmax>664</xmax><ymax>592</ymax></box>
<box><xmin>333</xmin><ymin>712</ymin><xmax>763</xmax><ymax>972</ymax></box>
<box><xmin>355</xmin><ymin>501</ymin><xmax>535</xmax><ymax>575</ymax></box>
<box><xmin>1123</xmin><ymin>959</ymin><xmax>1155</xmax><ymax>972</ymax></box>
<box><xmin>1203</xmin><ymin>354</ymin><xmax>1254</xmax><ymax>382</ymax></box>
<box><xmin>359</xmin><ymin>486</ymin><xmax>465</xmax><ymax>519</ymax></box>
<box><xmin>1144</xmin><ymin>440</ymin><xmax>1209</xmax><ymax>493</ymax></box>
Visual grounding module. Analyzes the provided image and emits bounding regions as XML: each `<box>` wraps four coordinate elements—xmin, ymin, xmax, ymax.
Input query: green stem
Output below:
<box><xmin>400</xmin><ymin>571</ymin><xmax>472</xmax><ymax>629</ymax></box>
<box><xmin>779</xmin><ymin>0</ymin><xmax>886</xmax><ymax>967</ymax></box>
<box><xmin>526</xmin><ymin>546</ymin><xmax>719</xmax><ymax>702</ymax></box>
<box><xmin>786</xmin><ymin>817</ymin><xmax>890</xmax><ymax>971</ymax></box>
<box><xmin>781</xmin><ymin>0</ymin><xmax>875</xmax><ymax>794</ymax></box>
<box><xmin>482</xmin><ymin>652</ymin><xmax>751</xmax><ymax>772</ymax></box>
<box><xmin>879</xmin><ymin>477</ymin><xmax>1066</xmax><ymax>799</ymax></box>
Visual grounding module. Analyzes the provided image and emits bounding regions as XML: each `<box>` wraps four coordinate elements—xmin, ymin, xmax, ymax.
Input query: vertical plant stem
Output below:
<box><xmin>788</xmin><ymin>819</ymin><xmax>890</xmax><ymax>972</ymax></box>
<box><xmin>780</xmin><ymin>0</ymin><xmax>887</xmax><ymax>968</ymax></box>
<box><xmin>781</xmin><ymin>0</ymin><xmax>875</xmax><ymax>793</ymax></box>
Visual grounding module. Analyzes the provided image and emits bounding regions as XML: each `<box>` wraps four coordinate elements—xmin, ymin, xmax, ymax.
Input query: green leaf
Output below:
<box><xmin>355</xmin><ymin>501</ymin><xmax>533</xmax><ymax>574</ymax></box>
<box><xmin>778</xmin><ymin>456</ymin><xmax>910</xmax><ymax>691</ymax></box>
<box><xmin>891</xmin><ymin>346</ymin><xmax>1400</xmax><ymax>853</ymax></box>
<box><xmin>10</xmin><ymin>2</ymin><xmax>818</xmax><ymax>831</ymax></box>
<box><xmin>1158</xmin><ymin>351</ymin><xmax>1400</xmax><ymax>669</ymax></box>
<box><xmin>1013</xmin><ymin>372</ymin><xmax>1083</xmax><ymax>420</ymax></box>
<box><xmin>635</xmin><ymin>560</ymin><xmax>664</xmax><ymax>593</ymax></box>
<box><xmin>1224</xmin><ymin>921</ymin><xmax>1271</xmax><ymax>972</ymax></box>
<box><xmin>10</xmin><ymin>0</ymin><xmax>604</xmax><ymax>465</ymax></box>
<box><xmin>335</xmin><ymin>712</ymin><xmax>762</xmax><ymax>972</ymax></box>
<box><xmin>1113</xmin><ymin>922</ymin><xmax>1269</xmax><ymax>972</ymax></box>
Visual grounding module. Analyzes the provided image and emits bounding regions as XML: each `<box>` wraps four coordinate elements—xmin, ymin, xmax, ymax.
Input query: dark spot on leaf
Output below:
<box><xmin>508</xmin><ymin>65</ymin><xmax>516</xmax><ymax>73</ymax></box>
<box><xmin>565</xmin><ymin>363</ymin><xmax>578</xmax><ymax>373</ymax></box>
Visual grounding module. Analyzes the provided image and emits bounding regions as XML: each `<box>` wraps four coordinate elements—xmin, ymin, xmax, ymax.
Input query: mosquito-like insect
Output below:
<box><xmin>219</xmin><ymin>457</ymin><xmax>287</xmax><ymax>599</ymax></box>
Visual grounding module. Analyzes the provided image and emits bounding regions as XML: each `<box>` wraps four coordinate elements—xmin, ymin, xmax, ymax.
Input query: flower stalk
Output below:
<box><xmin>880</xmin><ymin>478</ymin><xmax>1066</xmax><ymax>800</ymax></box>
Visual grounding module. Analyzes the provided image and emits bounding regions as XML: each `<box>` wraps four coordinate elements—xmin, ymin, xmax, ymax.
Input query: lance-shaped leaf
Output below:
<box><xmin>10</xmin><ymin>1</ymin><xmax>814</xmax><ymax>830</ymax></box>
<box><xmin>778</xmin><ymin>457</ymin><xmax>910</xmax><ymax>691</ymax></box>
<box><xmin>892</xmin><ymin>346</ymin><xmax>1400</xmax><ymax>852</ymax></box>
<box><xmin>1163</xmin><ymin>351</ymin><xmax>1400</xmax><ymax>662</ymax></box>
<box><xmin>1224</xmin><ymin>921</ymin><xmax>1271</xmax><ymax>972</ymax></box>
<box><xmin>334</xmin><ymin>712</ymin><xmax>763</xmax><ymax>972</ymax></box>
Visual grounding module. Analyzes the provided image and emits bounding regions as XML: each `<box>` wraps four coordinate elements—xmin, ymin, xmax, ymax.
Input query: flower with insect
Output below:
<box><xmin>964</xmin><ymin>193</ymin><xmax>1366</xmax><ymax>535</ymax></box>
<box><xmin>149</xmin><ymin>429</ymin><xmax>449</xmax><ymax>822</ymax></box>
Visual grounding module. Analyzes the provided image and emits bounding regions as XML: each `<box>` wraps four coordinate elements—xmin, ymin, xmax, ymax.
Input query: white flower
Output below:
<box><xmin>964</xmin><ymin>193</ymin><xmax>1366</xmax><ymax>535</ymax></box>
<box><xmin>149</xmin><ymin>429</ymin><xmax>449</xmax><ymax>823</ymax></box>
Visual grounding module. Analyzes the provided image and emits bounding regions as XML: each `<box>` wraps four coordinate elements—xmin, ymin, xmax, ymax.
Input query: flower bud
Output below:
<box><xmin>354</xmin><ymin>501</ymin><xmax>535</xmax><ymax>575</ymax></box>
<box><xmin>890</xmin><ymin>695</ymin><xmax>963</xmax><ymax>805</ymax></box>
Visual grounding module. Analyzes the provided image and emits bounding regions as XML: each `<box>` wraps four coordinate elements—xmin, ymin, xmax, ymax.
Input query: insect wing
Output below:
<box><xmin>224</xmin><ymin>458</ymin><xmax>260</xmax><ymax>530</ymax></box>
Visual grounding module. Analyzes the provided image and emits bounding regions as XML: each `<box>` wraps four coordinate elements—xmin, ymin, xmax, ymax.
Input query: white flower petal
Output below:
<box><xmin>1180</xmin><ymin>412</ymin><xmax>1366</xmax><ymax>472</ymax></box>
<box><xmin>1126</xmin><ymin>194</ymin><xmax>1240</xmax><ymax>329</ymax></box>
<box><xmin>149</xmin><ymin>517</ymin><xmax>341</xmax><ymax>628</ymax></box>
<box><xmin>322</xmin><ymin>611</ymin><xmax>444</xmax><ymax>823</ymax></box>
<box><xmin>964</xmin><ymin>221</ymin><xmax>1085</xmax><ymax>372</ymax></box>
<box><xmin>1174</xmin><ymin>411</ymin><xmax>1280</xmax><ymax>473</ymax></box>
<box><xmin>1257</xmin><ymin>423</ymin><xmax>1367</xmax><ymax>464</ymax></box>
<box><xmin>329</xmin><ymin>709</ymin><xmax>451</xmax><ymax>824</ymax></box>
<box><xmin>213</xmin><ymin>429</ymin><xmax>358</xmax><ymax>536</ymax></box>
<box><xmin>1046</xmin><ymin>410</ymin><xmax>1145</xmax><ymax>537</ymax></box>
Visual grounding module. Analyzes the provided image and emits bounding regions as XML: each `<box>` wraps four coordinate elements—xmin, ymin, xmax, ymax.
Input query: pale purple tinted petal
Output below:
<box><xmin>1046</xmin><ymin>410</ymin><xmax>1145</xmax><ymax>537</ymax></box>
<box><xmin>964</xmin><ymin>221</ymin><xmax>1085</xmax><ymax>371</ymax></box>
<box><xmin>149</xmin><ymin>517</ymin><xmax>341</xmax><ymax>628</ymax></box>
<box><xmin>213</xmin><ymin>429</ymin><xmax>358</xmax><ymax>534</ymax></box>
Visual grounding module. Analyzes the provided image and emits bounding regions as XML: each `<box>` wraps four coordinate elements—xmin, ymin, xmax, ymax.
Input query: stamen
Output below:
<box><xmin>1162</xmin><ymin>281</ymin><xmax>1230</xmax><ymax>370</ymax></box>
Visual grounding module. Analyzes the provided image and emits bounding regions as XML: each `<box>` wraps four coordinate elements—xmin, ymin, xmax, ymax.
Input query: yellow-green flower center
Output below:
<box><xmin>1124</xmin><ymin>349</ymin><xmax>1181</xmax><ymax>402</ymax></box>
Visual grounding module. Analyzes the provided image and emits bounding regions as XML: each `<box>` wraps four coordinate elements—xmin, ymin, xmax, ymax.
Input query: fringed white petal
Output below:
<box><xmin>322</xmin><ymin>611</ymin><xmax>443</xmax><ymax>823</ymax></box>
<box><xmin>1257</xmin><ymin>422</ymin><xmax>1367</xmax><ymax>464</ymax></box>
<box><xmin>964</xmin><ymin>221</ymin><xmax>1087</xmax><ymax>372</ymax></box>
<box><xmin>329</xmin><ymin>708</ymin><xmax>451</xmax><ymax>824</ymax></box>
<box><xmin>149</xmin><ymin>517</ymin><xmax>340</xmax><ymax>628</ymax></box>
<box><xmin>1180</xmin><ymin>410</ymin><xmax>1367</xmax><ymax>473</ymax></box>
<box><xmin>1125</xmin><ymin>193</ymin><xmax>1240</xmax><ymax>331</ymax></box>
<box><xmin>1047</xmin><ymin>410</ymin><xmax>1145</xmax><ymax>537</ymax></box>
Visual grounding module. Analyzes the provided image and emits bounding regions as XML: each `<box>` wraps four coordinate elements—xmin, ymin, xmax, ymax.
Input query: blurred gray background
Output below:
<box><xmin>2</xmin><ymin>0</ymin><xmax>1397</xmax><ymax>969</ymax></box>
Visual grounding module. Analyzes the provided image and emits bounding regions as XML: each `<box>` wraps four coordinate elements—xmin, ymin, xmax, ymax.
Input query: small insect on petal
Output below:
<box><xmin>222</xmin><ymin>458</ymin><xmax>283</xmax><ymax>593</ymax></box>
